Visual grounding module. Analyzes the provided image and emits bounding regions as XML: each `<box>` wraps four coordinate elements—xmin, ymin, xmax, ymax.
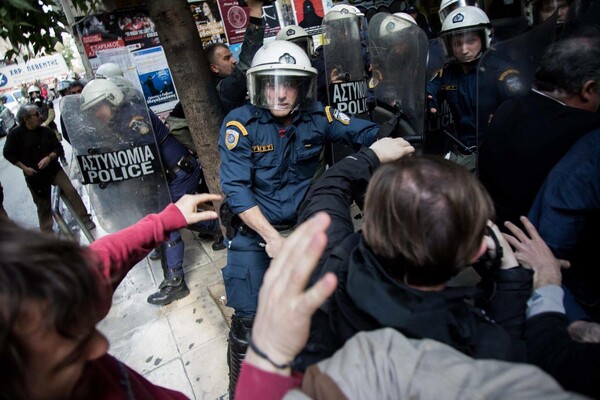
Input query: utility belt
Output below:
<box><xmin>220</xmin><ymin>201</ymin><xmax>295</xmax><ymax>239</ymax></box>
<box><xmin>165</xmin><ymin>154</ymin><xmax>196</xmax><ymax>182</ymax></box>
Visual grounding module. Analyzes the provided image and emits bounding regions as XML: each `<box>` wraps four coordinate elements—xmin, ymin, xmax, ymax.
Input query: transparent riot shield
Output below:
<box><xmin>476</xmin><ymin>12</ymin><xmax>558</xmax><ymax>151</ymax></box>
<box><xmin>323</xmin><ymin>10</ymin><xmax>369</xmax><ymax>116</ymax></box>
<box><xmin>61</xmin><ymin>93</ymin><xmax>171</xmax><ymax>233</ymax></box>
<box><xmin>322</xmin><ymin>10</ymin><xmax>370</xmax><ymax>163</ymax></box>
<box><xmin>368</xmin><ymin>13</ymin><xmax>429</xmax><ymax>149</ymax></box>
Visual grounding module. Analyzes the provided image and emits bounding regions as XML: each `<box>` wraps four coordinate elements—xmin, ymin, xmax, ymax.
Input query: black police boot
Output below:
<box><xmin>212</xmin><ymin>234</ymin><xmax>226</xmax><ymax>251</ymax></box>
<box><xmin>147</xmin><ymin>274</ymin><xmax>190</xmax><ymax>306</ymax></box>
<box><xmin>228</xmin><ymin>316</ymin><xmax>253</xmax><ymax>398</ymax></box>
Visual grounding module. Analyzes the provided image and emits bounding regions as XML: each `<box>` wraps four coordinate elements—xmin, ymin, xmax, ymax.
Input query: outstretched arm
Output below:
<box><xmin>503</xmin><ymin>217</ymin><xmax>600</xmax><ymax>397</ymax></box>
<box><xmin>90</xmin><ymin>194</ymin><xmax>220</xmax><ymax>297</ymax></box>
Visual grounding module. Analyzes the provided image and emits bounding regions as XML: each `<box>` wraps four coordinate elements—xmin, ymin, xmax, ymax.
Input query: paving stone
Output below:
<box><xmin>183</xmin><ymin>335</ymin><xmax>229</xmax><ymax>400</ymax></box>
<box><xmin>99</xmin><ymin>213</ymin><xmax>230</xmax><ymax>399</ymax></box>
<box><xmin>107</xmin><ymin>318</ymin><xmax>179</xmax><ymax>374</ymax></box>
<box><xmin>144</xmin><ymin>358</ymin><xmax>196</xmax><ymax>400</ymax></box>
<box><xmin>168</xmin><ymin>295</ymin><xmax>229</xmax><ymax>354</ymax></box>
<box><xmin>111</xmin><ymin>260</ymin><xmax>156</xmax><ymax>305</ymax></box>
<box><xmin>98</xmin><ymin>287</ymin><xmax>163</xmax><ymax>342</ymax></box>
<box><xmin>199</xmin><ymin>237</ymin><xmax>227</xmax><ymax>262</ymax></box>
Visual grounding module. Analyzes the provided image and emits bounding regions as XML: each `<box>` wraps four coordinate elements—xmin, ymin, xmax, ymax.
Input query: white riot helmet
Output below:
<box><xmin>27</xmin><ymin>85</ymin><xmax>41</xmax><ymax>97</ymax></box>
<box><xmin>329</xmin><ymin>4</ymin><xmax>364</xmax><ymax>16</ymax></box>
<box><xmin>393</xmin><ymin>12</ymin><xmax>417</xmax><ymax>25</ymax></box>
<box><xmin>95</xmin><ymin>62</ymin><xmax>123</xmax><ymax>79</ymax></box>
<box><xmin>276</xmin><ymin>25</ymin><xmax>316</xmax><ymax>58</ymax></box>
<box><xmin>438</xmin><ymin>0</ymin><xmax>479</xmax><ymax>23</ymax></box>
<box><xmin>80</xmin><ymin>79</ymin><xmax>124</xmax><ymax>111</ymax></box>
<box><xmin>439</xmin><ymin>6</ymin><xmax>492</xmax><ymax>63</ymax></box>
<box><xmin>107</xmin><ymin>76</ymin><xmax>135</xmax><ymax>91</ymax></box>
<box><xmin>57</xmin><ymin>80</ymin><xmax>73</xmax><ymax>95</ymax></box>
<box><xmin>247</xmin><ymin>41</ymin><xmax>318</xmax><ymax>112</ymax></box>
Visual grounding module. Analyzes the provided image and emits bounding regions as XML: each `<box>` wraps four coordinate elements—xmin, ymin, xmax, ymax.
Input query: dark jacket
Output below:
<box><xmin>3</xmin><ymin>124</ymin><xmax>63</xmax><ymax>194</ymax></box>
<box><xmin>529</xmin><ymin>128</ymin><xmax>600</xmax><ymax>318</ymax></box>
<box><xmin>214</xmin><ymin>17</ymin><xmax>264</xmax><ymax>115</ymax></box>
<box><xmin>295</xmin><ymin>148</ymin><xmax>532</xmax><ymax>369</ymax></box>
<box><xmin>526</xmin><ymin>312</ymin><xmax>600</xmax><ymax>398</ymax></box>
<box><xmin>479</xmin><ymin>90</ymin><xmax>600</xmax><ymax>226</ymax></box>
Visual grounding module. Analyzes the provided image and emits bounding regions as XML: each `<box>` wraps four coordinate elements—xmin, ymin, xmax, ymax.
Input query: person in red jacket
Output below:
<box><xmin>0</xmin><ymin>193</ymin><xmax>220</xmax><ymax>400</ymax></box>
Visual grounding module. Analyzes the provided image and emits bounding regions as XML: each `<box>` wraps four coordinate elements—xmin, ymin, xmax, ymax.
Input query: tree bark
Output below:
<box><xmin>147</xmin><ymin>0</ymin><xmax>225</xmax><ymax>208</ymax></box>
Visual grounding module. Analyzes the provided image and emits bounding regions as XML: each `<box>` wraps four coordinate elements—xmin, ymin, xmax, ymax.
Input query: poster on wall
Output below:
<box><xmin>77</xmin><ymin>10</ymin><xmax>161</xmax><ymax>58</ymax></box>
<box><xmin>293</xmin><ymin>0</ymin><xmax>325</xmax><ymax>35</ymax></box>
<box><xmin>133</xmin><ymin>47</ymin><xmax>179</xmax><ymax>113</ymax></box>
<box><xmin>75</xmin><ymin>8</ymin><xmax>179</xmax><ymax>114</ymax></box>
<box><xmin>262</xmin><ymin>2</ymin><xmax>282</xmax><ymax>37</ymax></box>
<box><xmin>189</xmin><ymin>0</ymin><xmax>228</xmax><ymax>48</ymax></box>
<box><xmin>117</xmin><ymin>10</ymin><xmax>161</xmax><ymax>51</ymax></box>
<box><xmin>278</xmin><ymin>0</ymin><xmax>297</xmax><ymax>26</ymax></box>
<box><xmin>218</xmin><ymin>0</ymin><xmax>250</xmax><ymax>44</ymax></box>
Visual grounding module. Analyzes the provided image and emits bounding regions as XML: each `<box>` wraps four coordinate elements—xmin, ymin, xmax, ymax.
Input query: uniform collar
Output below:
<box><xmin>255</xmin><ymin>103</ymin><xmax>320</xmax><ymax>125</ymax></box>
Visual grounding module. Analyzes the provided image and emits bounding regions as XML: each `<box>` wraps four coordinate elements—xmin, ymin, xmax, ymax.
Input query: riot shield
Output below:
<box><xmin>476</xmin><ymin>12</ymin><xmax>557</xmax><ymax>149</ymax></box>
<box><xmin>322</xmin><ymin>10</ymin><xmax>370</xmax><ymax>164</ymax></box>
<box><xmin>368</xmin><ymin>13</ymin><xmax>429</xmax><ymax>149</ymax></box>
<box><xmin>61</xmin><ymin>93</ymin><xmax>171</xmax><ymax>233</ymax></box>
<box><xmin>323</xmin><ymin>10</ymin><xmax>369</xmax><ymax>117</ymax></box>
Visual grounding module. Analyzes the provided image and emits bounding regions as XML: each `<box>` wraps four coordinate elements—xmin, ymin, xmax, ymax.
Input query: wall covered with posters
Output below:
<box><xmin>74</xmin><ymin>0</ymin><xmax>434</xmax><ymax>114</ymax></box>
<box><xmin>185</xmin><ymin>0</ymin><xmax>438</xmax><ymax>50</ymax></box>
<box><xmin>76</xmin><ymin>7</ymin><xmax>178</xmax><ymax>114</ymax></box>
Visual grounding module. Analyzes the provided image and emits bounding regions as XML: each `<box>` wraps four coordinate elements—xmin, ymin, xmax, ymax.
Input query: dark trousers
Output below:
<box><xmin>29</xmin><ymin>168</ymin><xmax>90</xmax><ymax>232</ymax></box>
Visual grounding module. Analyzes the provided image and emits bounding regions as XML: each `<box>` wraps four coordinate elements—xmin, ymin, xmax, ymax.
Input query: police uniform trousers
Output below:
<box><xmin>222</xmin><ymin>230</ymin><xmax>271</xmax><ymax>317</ymax></box>
<box><xmin>165</xmin><ymin>158</ymin><xmax>217</xmax><ymax>276</ymax></box>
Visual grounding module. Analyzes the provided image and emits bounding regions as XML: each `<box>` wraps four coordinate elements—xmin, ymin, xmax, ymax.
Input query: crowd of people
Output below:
<box><xmin>1</xmin><ymin>0</ymin><xmax>600</xmax><ymax>399</ymax></box>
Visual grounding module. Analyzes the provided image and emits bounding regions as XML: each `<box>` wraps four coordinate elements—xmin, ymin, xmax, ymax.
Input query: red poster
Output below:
<box><xmin>293</xmin><ymin>0</ymin><xmax>325</xmax><ymax>36</ymax></box>
<box><xmin>218</xmin><ymin>0</ymin><xmax>250</xmax><ymax>45</ymax></box>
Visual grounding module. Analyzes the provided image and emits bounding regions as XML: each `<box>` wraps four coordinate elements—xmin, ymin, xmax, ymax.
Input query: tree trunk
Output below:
<box><xmin>146</xmin><ymin>0</ymin><xmax>225</xmax><ymax>208</ymax></box>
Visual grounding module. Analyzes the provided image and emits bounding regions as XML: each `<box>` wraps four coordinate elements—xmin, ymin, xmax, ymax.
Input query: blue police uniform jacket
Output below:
<box><xmin>149</xmin><ymin>110</ymin><xmax>191</xmax><ymax>169</ymax></box>
<box><xmin>428</xmin><ymin>60</ymin><xmax>524</xmax><ymax>147</ymax></box>
<box><xmin>219</xmin><ymin>103</ymin><xmax>379</xmax><ymax>225</ymax></box>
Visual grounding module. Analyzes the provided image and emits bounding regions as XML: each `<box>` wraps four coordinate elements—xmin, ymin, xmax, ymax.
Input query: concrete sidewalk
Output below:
<box><xmin>60</xmin><ymin>141</ymin><xmax>232</xmax><ymax>399</ymax></box>
<box><xmin>97</xmin><ymin>230</ymin><xmax>231</xmax><ymax>400</ymax></box>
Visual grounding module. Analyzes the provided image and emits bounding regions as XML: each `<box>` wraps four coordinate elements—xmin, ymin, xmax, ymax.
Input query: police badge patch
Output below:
<box><xmin>504</xmin><ymin>75</ymin><xmax>524</xmax><ymax>94</ymax></box>
<box><xmin>333</xmin><ymin>109</ymin><xmax>350</xmax><ymax>125</ymax></box>
<box><xmin>225</xmin><ymin>129</ymin><xmax>240</xmax><ymax>150</ymax></box>
<box><xmin>128</xmin><ymin>116</ymin><xmax>151</xmax><ymax>135</ymax></box>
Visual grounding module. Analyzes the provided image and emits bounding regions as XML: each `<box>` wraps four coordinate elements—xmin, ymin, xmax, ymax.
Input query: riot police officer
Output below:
<box><xmin>275</xmin><ymin>24</ymin><xmax>316</xmax><ymax>58</ymax></box>
<box><xmin>438</xmin><ymin>0</ymin><xmax>479</xmax><ymax>23</ymax></box>
<box><xmin>80</xmin><ymin>79</ymin><xmax>220</xmax><ymax>306</ymax></box>
<box><xmin>427</xmin><ymin>6</ymin><xmax>524</xmax><ymax>171</ymax></box>
<box><xmin>28</xmin><ymin>85</ymin><xmax>58</xmax><ymax>133</ymax></box>
<box><xmin>219</xmin><ymin>40</ymin><xmax>380</xmax><ymax>394</ymax></box>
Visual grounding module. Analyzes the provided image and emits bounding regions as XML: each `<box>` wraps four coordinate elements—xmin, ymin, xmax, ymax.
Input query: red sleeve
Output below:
<box><xmin>235</xmin><ymin>362</ymin><xmax>303</xmax><ymax>400</ymax></box>
<box><xmin>89</xmin><ymin>204</ymin><xmax>187</xmax><ymax>315</ymax></box>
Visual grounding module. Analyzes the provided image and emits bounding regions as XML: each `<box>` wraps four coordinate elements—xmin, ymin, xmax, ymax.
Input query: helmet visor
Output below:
<box><xmin>248</xmin><ymin>71</ymin><xmax>317</xmax><ymax>113</ymax></box>
<box><xmin>439</xmin><ymin>3</ymin><xmax>459</xmax><ymax>22</ymax></box>
<box><xmin>439</xmin><ymin>28</ymin><xmax>486</xmax><ymax>63</ymax></box>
